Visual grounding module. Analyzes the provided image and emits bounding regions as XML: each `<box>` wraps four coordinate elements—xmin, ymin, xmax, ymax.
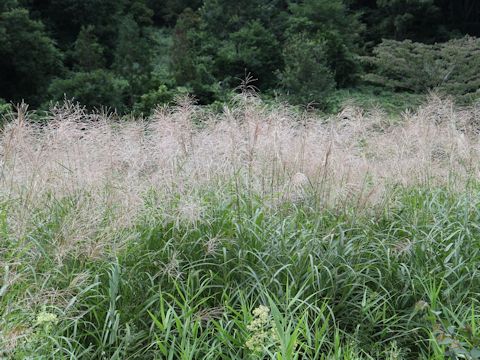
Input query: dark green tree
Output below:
<box><xmin>126</xmin><ymin>0</ymin><xmax>154</xmax><ymax>27</ymax></box>
<box><xmin>48</xmin><ymin>70</ymin><xmax>129</xmax><ymax>111</ymax></box>
<box><xmin>349</xmin><ymin>0</ymin><xmax>445</xmax><ymax>45</ymax></box>
<box><xmin>72</xmin><ymin>25</ymin><xmax>106</xmax><ymax>71</ymax></box>
<box><xmin>147</xmin><ymin>0</ymin><xmax>203</xmax><ymax>26</ymax></box>
<box><xmin>0</xmin><ymin>4</ymin><xmax>63</xmax><ymax>105</ymax></box>
<box><xmin>278</xmin><ymin>34</ymin><xmax>336</xmax><ymax>107</ymax></box>
<box><xmin>436</xmin><ymin>0</ymin><xmax>480</xmax><ymax>36</ymax></box>
<box><xmin>376</xmin><ymin>0</ymin><xmax>443</xmax><ymax>42</ymax></box>
<box><xmin>287</xmin><ymin>0</ymin><xmax>363</xmax><ymax>87</ymax></box>
<box><xmin>20</xmin><ymin>0</ymin><xmax>125</xmax><ymax>63</ymax></box>
<box><xmin>171</xmin><ymin>0</ymin><xmax>288</xmax><ymax>100</ymax></box>
<box><xmin>170</xmin><ymin>8</ymin><xmax>200</xmax><ymax>85</ymax></box>
<box><xmin>112</xmin><ymin>15</ymin><xmax>153</xmax><ymax>106</ymax></box>
<box><xmin>1</xmin><ymin>0</ymin><xmax>18</xmax><ymax>11</ymax></box>
<box><xmin>170</xmin><ymin>8</ymin><xmax>219</xmax><ymax>103</ymax></box>
<box><xmin>364</xmin><ymin>36</ymin><xmax>480</xmax><ymax>103</ymax></box>
<box><xmin>215</xmin><ymin>20</ymin><xmax>282</xmax><ymax>89</ymax></box>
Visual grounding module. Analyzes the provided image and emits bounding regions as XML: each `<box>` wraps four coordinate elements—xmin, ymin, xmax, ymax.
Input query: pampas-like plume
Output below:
<box><xmin>1</xmin><ymin>95</ymin><xmax>479</xmax><ymax>259</ymax></box>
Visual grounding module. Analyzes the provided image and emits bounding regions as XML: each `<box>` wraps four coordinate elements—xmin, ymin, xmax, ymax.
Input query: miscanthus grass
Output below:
<box><xmin>1</xmin><ymin>93</ymin><xmax>480</xmax><ymax>359</ymax></box>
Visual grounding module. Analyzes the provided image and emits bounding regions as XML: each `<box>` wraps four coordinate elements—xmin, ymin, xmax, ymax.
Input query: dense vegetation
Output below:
<box><xmin>2</xmin><ymin>1</ymin><xmax>480</xmax><ymax>359</ymax></box>
<box><xmin>1</xmin><ymin>0</ymin><xmax>480</xmax><ymax>112</ymax></box>
<box><xmin>1</xmin><ymin>95</ymin><xmax>480</xmax><ymax>358</ymax></box>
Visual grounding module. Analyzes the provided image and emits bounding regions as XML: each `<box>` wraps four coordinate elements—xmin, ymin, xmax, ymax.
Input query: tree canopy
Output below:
<box><xmin>0</xmin><ymin>0</ymin><xmax>479</xmax><ymax>112</ymax></box>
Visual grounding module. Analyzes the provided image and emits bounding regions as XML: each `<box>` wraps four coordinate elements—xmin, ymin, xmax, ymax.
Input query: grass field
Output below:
<box><xmin>1</xmin><ymin>94</ymin><xmax>480</xmax><ymax>359</ymax></box>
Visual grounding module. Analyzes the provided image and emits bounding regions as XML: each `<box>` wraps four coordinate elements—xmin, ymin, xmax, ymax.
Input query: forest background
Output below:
<box><xmin>1</xmin><ymin>0</ymin><xmax>479</xmax><ymax>114</ymax></box>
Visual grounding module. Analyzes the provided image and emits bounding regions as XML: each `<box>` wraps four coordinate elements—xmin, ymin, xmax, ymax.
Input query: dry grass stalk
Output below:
<box><xmin>0</xmin><ymin>95</ymin><xmax>479</xmax><ymax>259</ymax></box>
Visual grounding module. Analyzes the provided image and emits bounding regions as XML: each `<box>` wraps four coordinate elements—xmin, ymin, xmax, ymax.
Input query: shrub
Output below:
<box><xmin>278</xmin><ymin>34</ymin><xmax>336</xmax><ymax>107</ymax></box>
<box><xmin>325</xmin><ymin>85</ymin><xmax>426</xmax><ymax>115</ymax></box>
<box><xmin>0</xmin><ymin>7</ymin><xmax>63</xmax><ymax>105</ymax></box>
<box><xmin>0</xmin><ymin>98</ymin><xmax>12</xmax><ymax>116</ymax></box>
<box><xmin>132</xmin><ymin>85</ymin><xmax>189</xmax><ymax>115</ymax></box>
<box><xmin>0</xmin><ymin>98</ymin><xmax>12</xmax><ymax>128</ymax></box>
<box><xmin>48</xmin><ymin>70</ymin><xmax>129</xmax><ymax>112</ymax></box>
<box><xmin>364</xmin><ymin>36</ymin><xmax>480</xmax><ymax>103</ymax></box>
<box><xmin>286</xmin><ymin>0</ymin><xmax>362</xmax><ymax>88</ymax></box>
<box><xmin>216</xmin><ymin>20</ymin><xmax>282</xmax><ymax>90</ymax></box>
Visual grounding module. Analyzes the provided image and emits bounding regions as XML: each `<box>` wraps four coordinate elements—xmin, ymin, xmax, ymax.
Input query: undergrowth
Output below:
<box><xmin>1</xmin><ymin>96</ymin><xmax>480</xmax><ymax>359</ymax></box>
<box><xmin>1</xmin><ymin>186</ymin><xmax>480</xmax><ymax>359</ymax></box>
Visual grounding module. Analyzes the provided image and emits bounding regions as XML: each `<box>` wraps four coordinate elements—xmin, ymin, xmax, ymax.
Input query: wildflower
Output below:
<box><xmin>35</xmin><ymin>310</ymin><xmax>59</xmax><ymax>334</ymax></box>
<box><xmin>35</xmin><ymin>311</ymin><xmax>58</xmax><ymax>326</ymax></box>
<box><xmin>245</xmin><ymin>332</ymin><xmax>267</xmax><ymax>352</ymax></box>
<box><xmin>252</xmin><ymin>305</ymin><xmax>269</xmax><ymax>322</ymax></box>
<box><xmin>245</xmin><ymin>305</ymin><xmax>279</xmax><ymax>353</ymax></box>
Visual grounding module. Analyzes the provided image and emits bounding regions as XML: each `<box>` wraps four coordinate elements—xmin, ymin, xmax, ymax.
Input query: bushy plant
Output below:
<box><xmin>48</xmin><ymin>70</ymin><xmax>129</xmax><ymax>112</ymax></box>
<box><xmin>0</xmin><ymin>6</ymin><xmax>63</xmax><ymax>105</ymax></box>
<box><xmin>287</xmin><ymin>0</ymin><xmax>362</xmax><ymax>87</ymax></box>
<box><xmin>278</xmin><ymin>34</ymin><xmax>336</xmax><ymax>107</ymax></box>
<box><xmin>363</xmin><ymin>39</ymin><xmax>440</xmax><ymax>92</ymax></box>
<box><xmin>0</xmin><ymin>98</ymin><xmax>12</xmax><ymax>116</ymax></box>
<box><xmin>365</xmin><ymin>36</ymin><xmax>480</xmax><ymax>103</ymax></box>
<box><xmin>0</xmin><ymin>98</ymin><xmax>13</xmax><ymax>128</ymax></box>
<box><xmin>170</xmin><ymin>8</ymin><xmax>221</xmax><ymax>104</ymax></box>
<box><xmin>3</xmin><ymin>97</ymin><xmax>480</xmax><ymax>359</ymax></box>
<box><xmin>215</xmin><ymin>20</ymin><xmax>282</xmax><ymax>90</ymax></box>
<box><xmin>325</xmin><ymin>85</ymin><xmax>426</xmax><ymax>114</ymax></box>
<box><xmin>72</xmin><ymin>25</ymin><xmax>106</xmax><ymax>71</ymax></box>
<box><xmin>113</xmin><ymin>15</ymin><xmax>153</xmax><ymax>106</ymax></box>
<box><xmin>132</xmin><ymin>85</ymin><xmax>189</xmax><ymax>115</ymax></box>
<box><xmin>439</xmin><ymin>36</ymin><xmax>480</xmax><ymax>103</ymax></box>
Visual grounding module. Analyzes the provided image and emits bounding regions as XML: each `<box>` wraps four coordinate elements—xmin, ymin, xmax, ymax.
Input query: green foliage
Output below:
<box><xmin>200</xmin><ymin>0</ymin><xmax>286</xmax><ymax>36</ymax></box>
<box><xmin>364</xmin><ymin>36</ymin><xmax>480</xmax><ymax>103</ymax></box>
<box><xmin>0</xmin><ymin>0</ymin><xmax>18</xmax><ymax>12</ymax></box>
<box><xmin>1</xmin><ymin>0</ymin><xmax>480</xmax><ymax>112</ymax></box>
<box><xmin>132</xmin><ymin>85</ymin><xmax>189</xmax><ymax>115</ymax></box>
<box><xmin>278</xmin><ymin>35</ymin><xmax>336</xmax><ymax>107</ymax></box>
<box><xmin>287</xmin><ymin>0</ymin><xmax>362</xmax><ymax>87</ymax></box>
<box><xmin>24</xmin><ymin>0</ymin><xmax>125</xmax><ymax>48</ymax></box>
<box><xmin>0</xmin><ymin>98</ymin><xmax>13</xmax><ymax>127</ymax></box>
<box><xmin>0</xmin><ymin>6</ymin><xmax>63</xmax><ymax>105</ymax></box>
<box><xmin>126</xmin><ymin>0</ymin><xmax>154</xmax><ymax>27</ymax></box>
<box><xmin>170</xmin><ymin>8</ymin><xmax>201</xmax><ymax>86</ymax></box>
<box><xmin>150</xmin><ymin>28</ymin><xmax>173</xmax><ymax>79</ymax></box>
<box><xmin>325</xmin><ymin>85</ymin><xmax>426</xmax><ymax>114</ymax></box>
<box><xmin>172</xmin><ymin>0</ymin><xmax>288</xmax><ymax>100</ymax></box>
<box><xmin>437</xmin><ymin>36</ymin><xmax>480</xmax><ymax>103</ymax></box>
<box><xmin>216</xmin><ymin>20</ymin><xmax>282</xmax><ymax>90</ymax></box>
<box><xmin>3</xmin><ymin>185</ymin><xmax>480</xmax><ymax>358</ymax></box>
<box><xmin>113</xmin><ymin>15</ymin><xmax>153</xmax><ymax>106</ymax></box>
<box><xmin>170</xmin><ymin>8</ymin><xmax>220</xmax><ymax>104</ymax></box>
<box><xmin>0</xmin><ymin>98</ymin><xmax>12</xmax><ymax>115</ymax></box>
<box><xmin>364</xmin><ymin>39</ymin><xmax>439</xmax><ymax>92</ymax></box>
<box><xmin>361</xmin><ymin>0</ymin><xmax>444</xmax><ymax>44</ymax></box>
<box><xmin>72</xmin><ymin>25</ymin><xmax>106</xmax><ymax>71</ymax></box>
<box><xmin>147</xmin><ymin>0</ymin><xmax>202</xmax><ymax>26</ymax></box>
<box><xmin>48</xmin><ymin>70</ymin><xmax>129</xmax><ymax>111</ymax></box>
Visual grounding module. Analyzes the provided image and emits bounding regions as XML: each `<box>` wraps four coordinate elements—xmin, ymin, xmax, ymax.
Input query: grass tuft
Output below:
<box><xmin>1</xmin><ymin>95</ymin><xmax>480</xmax><ymax>358</ymax></box>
